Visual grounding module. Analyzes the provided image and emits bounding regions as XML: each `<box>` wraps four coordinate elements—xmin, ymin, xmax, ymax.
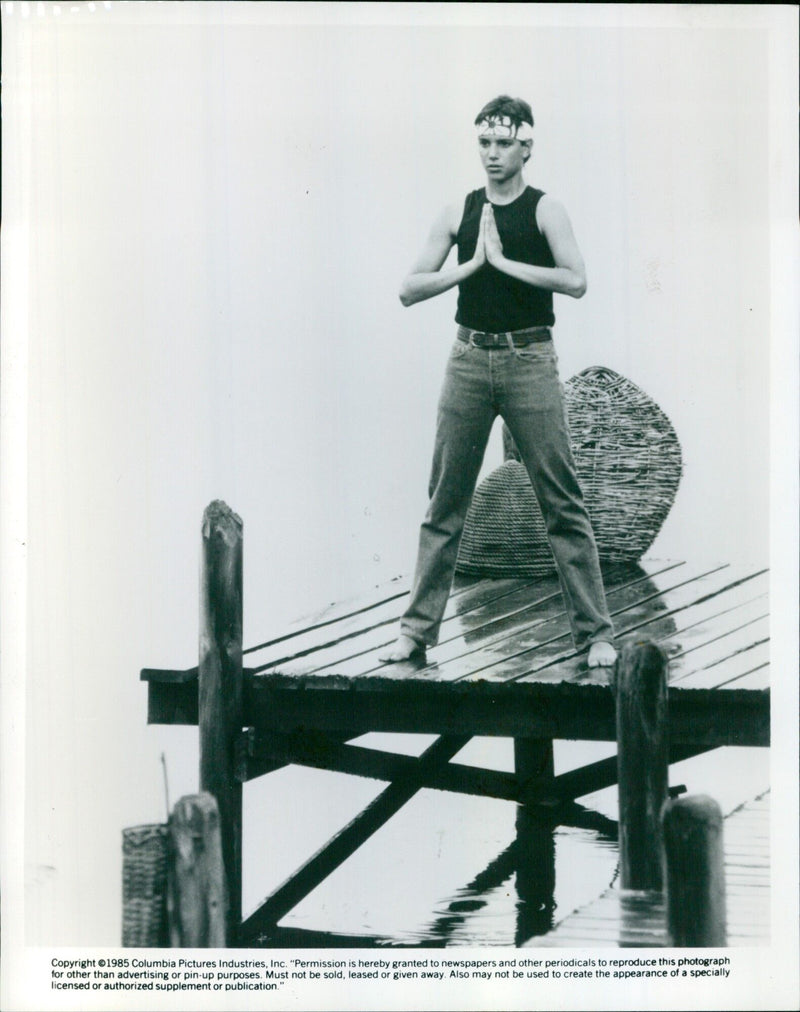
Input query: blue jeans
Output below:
<box><xmin>401</xmin><ymin>330</ymin><xmax>615</xmax><ymax>651</ymax></box>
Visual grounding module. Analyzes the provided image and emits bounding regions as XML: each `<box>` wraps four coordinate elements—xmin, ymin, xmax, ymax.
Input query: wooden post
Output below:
<box><xmin>514</xmin><ymin>738</ymin><xmax>556</xmax><ymax>943</ymax></box>
<box><xmin>199</xmin><ymin>500</ymin><xmax>243</xmax><ymax>944</ymax></box>
<box><xmin>514</xmin><ymin>737</ymin><xmax>554</xmax><ymax>805</ymax></box>
<box><xmin>515</xmin><ymin>737</ymin><xmax>554</xmax><ymax>787</ymax></box>
<box><xmin>662</xmin><ymin>795</ymin><xmax>727</xmax><ymax>947</ymax></box>
<box><xmin>615</xmin><ymin>639</ymin><xmax>669</xmax><ymax>891</ymax></box>
<box><xmin>167</xmin><ymin>793</ymin><xmax>228</xmax><ymax>947</ymax></box>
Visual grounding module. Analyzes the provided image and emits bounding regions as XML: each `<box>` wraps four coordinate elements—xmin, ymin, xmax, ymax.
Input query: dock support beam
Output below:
<box><xmin>616</xmin><ymin>639</ymin><xmax>669</xmax><ymax>891</ymax></box>
<box><xmin>199</xmin><ymin>501</ymin><xmax>243</xmax><ymax>945</ymax></box>
<box><xmin>662</xmin><ymin>795</ymin><xmax>727</xmax><ymax>946</ymax></box>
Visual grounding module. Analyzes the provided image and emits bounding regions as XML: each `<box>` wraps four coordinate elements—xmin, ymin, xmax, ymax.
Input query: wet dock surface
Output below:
<box><xmin>532</xmin><ymin>790</ymin><xmax>770</xmax><ymax>947</ymax></box>
<box><xmin>143</xmin><ymin>556</ymin><xmax>770</xmax><ymax>947</ymax></box>
<box><xmin>235</xmin><ymin>558</ymin><xmax>770</xmax><ymax>749</ymax></box>
<box><xmin>147</xmin><ymin>558</ymin><xmax>769</xmax><ymax>747</ymax></box>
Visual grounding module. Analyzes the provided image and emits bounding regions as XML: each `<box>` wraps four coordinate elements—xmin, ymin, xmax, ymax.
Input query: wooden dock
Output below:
<box><xmin>532</xmin><ymin>790</ymin><xmax>770</xmax><ymax>947</ymax></box>
<box><xmin>148</xmin><ymin>557</ymin><xmax>769</xmax><ymax>745</ymax></box>
<box><xmin>143</xmin><ymin>519</ymin><xmax>770</xmax><ymax>947</ymax></box>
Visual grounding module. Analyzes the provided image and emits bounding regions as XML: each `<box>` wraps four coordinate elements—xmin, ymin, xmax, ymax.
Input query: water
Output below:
<box><xmin>239</xmin><ymin>737</ymin><xmax>769</xmax><ymax>947</ymax></box>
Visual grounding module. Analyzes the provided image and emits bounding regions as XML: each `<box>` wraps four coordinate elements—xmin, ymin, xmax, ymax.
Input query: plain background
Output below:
<box><xmin>2</xmin><ymin>3</ymin><xmax>797</xmax><ymax>1010</ymax></box>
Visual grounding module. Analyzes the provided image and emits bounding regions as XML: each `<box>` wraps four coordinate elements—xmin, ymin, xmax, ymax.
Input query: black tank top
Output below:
<box><xmin>455</xmin><ymin>186</ymin><xmax>556</xmax><ymax>331</ymax></box>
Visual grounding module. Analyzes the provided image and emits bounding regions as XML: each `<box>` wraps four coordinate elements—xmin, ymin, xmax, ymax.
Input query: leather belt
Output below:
<box><xmin>457</xmin><ymin>325</ymin><xmax>552</xmax><ymax>349</ymax></box>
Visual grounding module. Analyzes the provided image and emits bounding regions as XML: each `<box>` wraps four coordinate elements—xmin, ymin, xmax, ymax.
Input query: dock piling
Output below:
<box><xmin>167</xmin><ymin>793</ymin><xmax>228</xmax><ymax>947</ymax></box>
<box><xmin>199</xmin><ymin>500</ymin><xmax>243</xmax><ymax>945</ymax></box>
<box><xmin>615</xmin><ymin>639</ymin><xmax>669</xmax><ymax>891</ymax></box>
<box><xmin>662</xmin><ymin>794</ymin><xmax>727</xmax><ymax>946</ymax></box>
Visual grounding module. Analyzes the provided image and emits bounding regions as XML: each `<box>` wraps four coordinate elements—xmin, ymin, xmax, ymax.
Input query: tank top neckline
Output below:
<box><xmin>483</xmin><ymin>184</ymin><xmax>531</xmax><ymax>209</ymax></box>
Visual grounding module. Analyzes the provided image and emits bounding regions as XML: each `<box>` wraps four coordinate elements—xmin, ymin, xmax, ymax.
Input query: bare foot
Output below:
<box><xmin>587</xmin><ymin>641</ymin><xmax>617</xmax><ymax>668</ymax></box>
<box><xmin>378</xmin><ymin>634</ymin><xmax>426</xmax><ymax>664</ymax></box>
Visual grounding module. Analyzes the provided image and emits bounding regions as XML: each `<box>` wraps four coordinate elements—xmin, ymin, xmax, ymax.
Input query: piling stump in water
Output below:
<box><xmin>167</xmin><ymin>793</ymin><xmax>228</xmax><ymax>947</ymax></box>
<box><xmin>662</xmin><ymin>795</ymin><xmax>727</xmax><ymax>946</ymax></box>
<box><xmin>615</xmin><ymin>639</ymin><xmax>669</xmax><ymax>891</ymax></box>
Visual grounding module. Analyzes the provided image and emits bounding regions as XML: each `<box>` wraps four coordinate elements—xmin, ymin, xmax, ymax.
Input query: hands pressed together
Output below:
<box><xmin>471</xmin><ymin>202</ymin><xmax>504</xmax><ymax>270</ymax></box>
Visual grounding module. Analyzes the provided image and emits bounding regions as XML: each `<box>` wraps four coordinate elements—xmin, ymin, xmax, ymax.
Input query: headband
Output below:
<box><xmin>476</xmin><ymin>115</ymin><xmax>533</xmax><ymax>141</ymax></box>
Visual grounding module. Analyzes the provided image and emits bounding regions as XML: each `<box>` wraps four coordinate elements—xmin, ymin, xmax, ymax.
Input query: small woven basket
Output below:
<box><xmin>122</xmin><ymin>823</ymin><xmax>169</xmax><ymax>947</ymax></box>
<box><xmin>457</xmin><ymin>367</ymin><xmax>682</xmax><ymax>577</ymax></box>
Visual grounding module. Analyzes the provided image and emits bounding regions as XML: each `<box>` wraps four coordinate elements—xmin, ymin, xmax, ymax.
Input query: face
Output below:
<box><xmin>478</xmin><ymin>136</ymin><xmax>530</xmax><ymax>182</ymax></box>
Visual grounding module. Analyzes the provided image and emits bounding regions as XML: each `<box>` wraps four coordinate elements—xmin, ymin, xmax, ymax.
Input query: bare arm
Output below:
<box><xmin>399</xmin><ymin>203</ymin><xmax>486</xmax><ymax>307</ymax></box>
<box><xmin>484</xmin><ymin>196</ymin><xmax>587</xmax><ymax>298</ymax></box>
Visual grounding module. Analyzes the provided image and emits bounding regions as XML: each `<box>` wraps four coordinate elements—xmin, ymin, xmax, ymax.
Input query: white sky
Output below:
<box><xmin>2</xmin><ymin>3</ymin><xmax>798</xmax><ymax>1010</ymax></box>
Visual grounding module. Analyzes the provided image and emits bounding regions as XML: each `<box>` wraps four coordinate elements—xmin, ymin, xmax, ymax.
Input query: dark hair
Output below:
<box><xmin>474</xmin><ymin>95</ymin><xmax>534</xmax><ymax>129</ymax></box>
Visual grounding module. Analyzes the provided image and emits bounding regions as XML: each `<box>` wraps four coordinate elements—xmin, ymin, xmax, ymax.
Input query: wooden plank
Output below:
<box><xmin>241</xmin><ymin>731</ymin><xmax>707</xmax><ymax>808</ymax></box>
<box><xmin>141</xmin><ymin>666</ymin><xmax>198</xmax><ymax>684</ymax></box>
<box><xmin>660</xmin><ymin>582</ymin><xmax>768</xmax><ymax>652</ymax></box>
<box><xmin>668</xmin><ymin>687</ymin><xmax>769</xmax><ymax>747</ymax></box>
<box><xmin>297</xmin><ymin>580</ymin><xmax>566</xmax><ymax>679</ymax></box>
<box><xmin>247</xmin><ymin>595</ymin><xmax>411</xmax><ymax>674</ymax></box>
<box><xmin>240</xmin><ymin>730</ymin><xmax>521</xmax><ymax>801</ymax></box>
<box><xmin>147</xmin><ymin>669</ymin><xmax>769</xmax><ymax>748</ymax></box>
<box><xmin>249</xmin><ymin>575</ymin><xmax>553</xmax><ymax>675</ymax></box>
<box><xmin>243</xmin><ymin>575</ymin><xmax>411</xmax><ymax>662</ymax></box>
<box><xmin>148</xmin><ymin>665</ymin><xmax>768</xmax><ymax>747</ymax></box>
<box><xmin>236</xmin><ymin>729</ymin><xmax>366</xmax><ymax>783</ymax></box>
<box><xmin>648</xmin><ymin>611</ymin><xmax>767</xmax><ymax>670</ymax></box>
<box><xmin>403</xmin><ymin>561</ymin><xmax>688</xmax><ymax>684</ymax></box>
<box><xmin>242</xmin><ymin>675</ymin><xmax>768</xmax><ymax>746</ymax></box>
<box><xmin>505</xmin><ymin>566</ymin><xmax>767</xmax><ymax>688</ymax></box>
<box><xmin>283</xmin><ymin>572</ymin><xmax>570</xmax><ymax>679</ymax></box>
<box><xmin>274</xmin><ymin>562</ymin><xmax>660</xmax><ymax>679</ymax></box>
<box><xmin>147</xmin><ymin>676</ymin><xmax>199</xmax><ymax>726</ymax></box>
<box><xmin>240</xmin><ymin>734</ymin><xmax>470</xmax><ymax>941</ymax></box>
<box><xmin>676</xmin><ymin>640</ymin><xmax>770</xmax><ymax>690</ymax></box>
<box><xmin>535</xmin><ymin>743</ymin><xmax>708</xmax><ymax>805</ymax></box>
<box><xmin>257</xmin><ymin>570</ymin><xmax>539</xmax><ymax>653</ymax></box>
<box><xmin>621</xmin><ymin>589</ymin><xmax>767</xmax><ymax>674</ymax></box>
<box><xmin>667</xmin><ymin>615</ymin><xmax>769</xmax><ymax>681</ymax></box>
<box><xmin>244</xmin><ymin>675</ymin><xmax>616</xmax><ymax>739</ymax></box>
<box><xmin>448</xmin><ymin>563</ymin><xmax>747</xmax><ymax>684</ymax></box>
<box><xmin>269</xmin><ymin>561</ymin><xmax>681</xmax><ymax>681</ymax></box>
<box><xmin>245</xmin><ymin>574</ymin><xmax>541</xmax><ymax>674</ymax></box>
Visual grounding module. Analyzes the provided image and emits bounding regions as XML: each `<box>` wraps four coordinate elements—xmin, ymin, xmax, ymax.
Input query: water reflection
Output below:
<box><xmin>514</xmin><ymin>806</ymin><xmax>557</xmax><ymax>943</ymax></box>
<box><xmin>409</xmin><ymin>801</ymin><xmax>619</xmax><ymax>948</ymax></box>
<box><xmin>451</xmin><ymin>562</ymin><xmax>678</xmax><ymax>654</ymax></box>
<box><xmin>255</xmin><ymin>793</ymin><xmax>621</xmax><ymax>948</ymax></box>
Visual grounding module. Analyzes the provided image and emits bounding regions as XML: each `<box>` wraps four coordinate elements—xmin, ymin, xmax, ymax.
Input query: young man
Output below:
<box><xmin>381</xmin><ymin>95</ymin><xmax>616</xmax><ymax>668</ymax></box>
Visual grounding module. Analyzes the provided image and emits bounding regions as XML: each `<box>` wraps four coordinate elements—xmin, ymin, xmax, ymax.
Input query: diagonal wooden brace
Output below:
<box><xmin>240</xmin><ymin>733</ymin><xmax>470</xmax><ymax>941</ymax></box>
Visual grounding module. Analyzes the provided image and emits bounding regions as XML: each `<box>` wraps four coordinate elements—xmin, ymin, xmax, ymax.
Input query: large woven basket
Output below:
<box><xmin>456</xmin><ymin>367</ymin><xmax>682</xmax><ymax>577</ymax></box>
<box><xmin>122</xmin><ymin>823</ymin><xmax>169</xmax><ymax>947</ymax></box>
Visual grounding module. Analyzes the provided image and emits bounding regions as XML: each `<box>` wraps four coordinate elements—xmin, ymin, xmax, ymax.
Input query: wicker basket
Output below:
<box><xmin>456</xmin><ymin>367</ymin><xmax>682</xmax><ymax>577</ymax></box>
<box><xmin>122</xmin><ymin>823</ymin><xmax>169</xmax><ymax>947</ymax></box>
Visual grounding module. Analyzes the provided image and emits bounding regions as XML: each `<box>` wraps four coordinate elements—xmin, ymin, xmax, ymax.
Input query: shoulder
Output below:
<box><xmin>438</xmin><ymin>191</ymin><xmax>480</xmax><ymax>237</ymax></box>
<box><xmin>534</xmin><ymin>193</ymin><xmax>574</xmax><ymax>234</ymax></box>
